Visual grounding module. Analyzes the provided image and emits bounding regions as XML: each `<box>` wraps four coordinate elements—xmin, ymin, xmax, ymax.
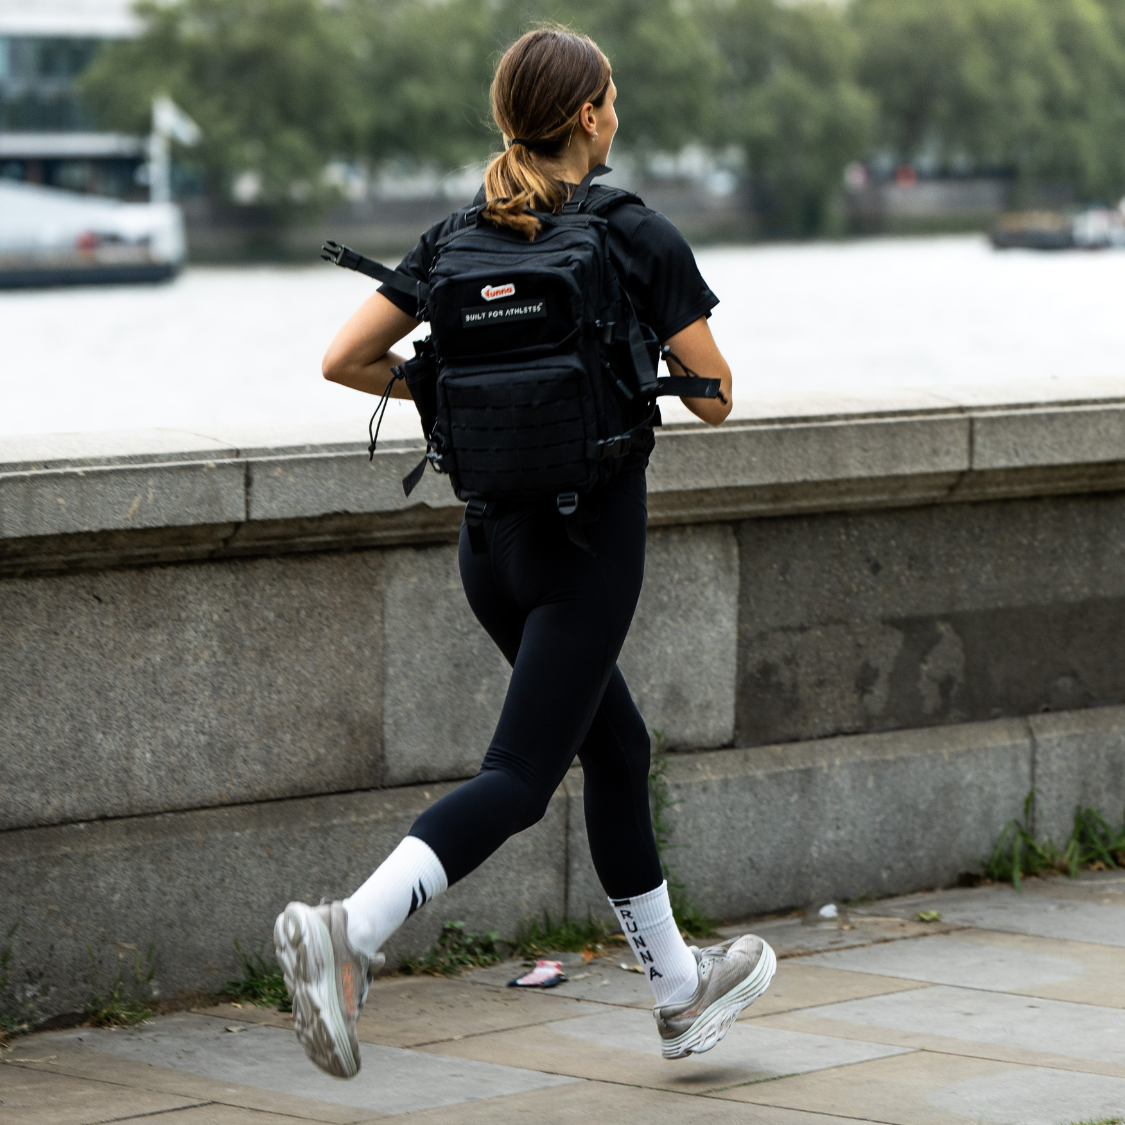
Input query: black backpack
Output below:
<box><xmin>323</xmin><ymin>165</ymin><xmax>720</xmax><ymax>550</ymax></box>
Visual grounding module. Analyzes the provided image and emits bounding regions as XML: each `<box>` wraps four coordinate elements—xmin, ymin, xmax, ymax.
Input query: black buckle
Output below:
<box><xmin>591</xmin><ymin>434</ymin><xmax>630</xmax><ymax>461</ymax></box>
<box><xmin>595</xmin><ymin>319</ymin><xmax>616</xmax><ymax>345</ymax></box>
<box><xmin>556</xmin><ymin>492</ymin><xmax>579</xmax><ymax>517</ymax></box>
<box><xmin>321</xmin><ymin>240</ymin><xmax>359</xmax><ymax>270</ymax></box>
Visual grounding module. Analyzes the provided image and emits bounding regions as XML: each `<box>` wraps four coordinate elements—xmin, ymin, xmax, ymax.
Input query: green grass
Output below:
<box><xmin>649</xmin><ymin>730</ymin><xmax>719</xmax><ymax>939</ymax></box>
<box><xmin>400</xmin><ymin>921</ymin><xmax>503</xmax><ymax>976</ymax></box>
<box><xmin>224</xmin><ymin>941</ymin><xmax>291</xmax><ymax>1012</ymax></box>
<box><xmin>985</xmin><ymin>791</ymin><xmax>1125</xmax><ymax>889</ymax></box>
<box><xmin>85</xmin><ymin>942</ymin><xmax>156</xmax><ymax>1028</ymax></box>
<box><xmin>511</xmin><ymin>912</ymin><xmax>621</xmax><ymax>959</ymax></box>
<box><xmin>1066</xmin><ymin>1117</ymin><xmax>1123</xmax><ymax>1125</ymax></box>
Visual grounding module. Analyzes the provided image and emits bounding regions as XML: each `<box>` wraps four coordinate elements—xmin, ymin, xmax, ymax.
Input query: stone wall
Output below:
<box><xmin>3</xmin><ymin>383</ymin><xmax>1125</xmax><ymax>1020</ymax></box>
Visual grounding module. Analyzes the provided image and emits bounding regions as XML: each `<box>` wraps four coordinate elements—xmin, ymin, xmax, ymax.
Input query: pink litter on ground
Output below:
<box><xmin>508</xmin><ymin>960</ymin><xmax>567</xmax><ymax>988</ymax></box>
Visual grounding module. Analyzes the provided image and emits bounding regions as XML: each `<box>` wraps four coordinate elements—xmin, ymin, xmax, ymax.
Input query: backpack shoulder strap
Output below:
<box><xmin>561</xmin><ymin>163</ymin><xmax>614</xmax><ymax>213</ymax></box>
<box><xmin>583</xmin><ymin>185</ymin><xmax>645</xmax><ymax>217</ymax></box>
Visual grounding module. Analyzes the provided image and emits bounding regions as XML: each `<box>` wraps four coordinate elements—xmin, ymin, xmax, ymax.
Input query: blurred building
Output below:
<box><xmin>0</xmin><ymin>0</ymin><xmax>144</xmax><ymax>198</ymax></box>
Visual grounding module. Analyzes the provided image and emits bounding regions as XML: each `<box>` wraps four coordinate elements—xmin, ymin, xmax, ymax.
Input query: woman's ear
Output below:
<box><xmin>580</xmin><ymin>101</ymin><xmax>598</xmax><ymax>138</ymax></box>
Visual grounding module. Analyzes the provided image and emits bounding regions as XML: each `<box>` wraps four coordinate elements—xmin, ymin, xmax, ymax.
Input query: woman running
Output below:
<box><xmin>274</xmin><ymin>26</ymin><xmax>775</xmax><ymax>1078</ymax></box>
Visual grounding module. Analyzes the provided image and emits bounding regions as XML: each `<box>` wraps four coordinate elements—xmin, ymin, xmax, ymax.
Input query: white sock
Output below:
<box><xmin>609</xmin><ymin>881</ymin><xmax>699</xmax><ymax>1007</ymax></box>
<box><xmin>342</xmin><ymin>836</ymin><xmax>448</xmax><ymax>958</ymax></box>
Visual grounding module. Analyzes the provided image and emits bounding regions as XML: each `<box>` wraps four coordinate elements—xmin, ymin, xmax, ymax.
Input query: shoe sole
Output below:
<box><xmin>660</xmin><ymin>940</ymin><xmax>777</xmax><ymax>1059</ymax></box>
<box><xmin>273</xmin><ymin>903</ymin><xmax>359</xmax><ymax>1078</ymax></box>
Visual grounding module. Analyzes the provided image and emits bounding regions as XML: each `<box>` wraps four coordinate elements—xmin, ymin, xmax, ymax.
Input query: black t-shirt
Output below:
<box><xmin>379</xmin><ymin>185</ymin><xmax>719</xmax><ymax>469</ymax></box>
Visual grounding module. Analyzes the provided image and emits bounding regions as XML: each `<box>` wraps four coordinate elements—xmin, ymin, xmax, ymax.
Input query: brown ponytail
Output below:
<box><xmin>484</xmin><ymin>27</ymin><xmax>612</xmax><ymax>240</ymax></box>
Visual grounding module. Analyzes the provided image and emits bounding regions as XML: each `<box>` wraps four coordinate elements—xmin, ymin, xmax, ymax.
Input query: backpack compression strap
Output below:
<box><xmin>321</xmin><ymin>240</ymin><xmax>430</xmax><ymax>316</ymax></box>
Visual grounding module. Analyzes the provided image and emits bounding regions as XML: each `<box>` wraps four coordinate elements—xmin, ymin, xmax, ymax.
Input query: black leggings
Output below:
<box><xmin>409</xmin><ymin>471</ymin><xmax>663</xmax><ymax>899</ymax></box>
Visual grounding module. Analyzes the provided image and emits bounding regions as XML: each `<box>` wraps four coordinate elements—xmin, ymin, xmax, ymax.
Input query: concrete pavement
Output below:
<box><xmin>3</xmin><ymin>871</ymin><xmax>1124</xmax><ymax>1125</ymax></box>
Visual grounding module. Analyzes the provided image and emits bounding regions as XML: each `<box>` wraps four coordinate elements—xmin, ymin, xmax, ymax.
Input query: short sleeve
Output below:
<box><xmin>618</xmin><ymin>211</ymin><xmax>719</xmax><ymax>341</ymax></box>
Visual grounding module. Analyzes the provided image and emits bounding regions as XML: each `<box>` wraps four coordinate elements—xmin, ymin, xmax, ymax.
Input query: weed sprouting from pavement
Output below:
<box><xmin>985</xmin><ymin>791</ymin><xmax>1059</xmax><ymax>889</ymax></box>
<box><xmin>224</xmin><ymin>941</ymin><xmax>291</xmax><ymax>1012</ymax></box>
<box><xmin>85</xmin><ymin>942</ymin><xmax>157</xmax><ymax>1028</ymax></box>
<box><xmin>400</xmin><ymin>921</ymin><xmax>503</xmax><ymax>976</ymax></box>
<box><xmin>649</xmin><ymin>730</ymin><xmax>718</xmax><ymax>938</ymax></box>
<box><xmin>984</xmin><ymin>791</ymin><xmax>1125</xmax><ymax>889</ymax></box>
<box><xmin>1059</xmin><ymin>806</ymin><xmax>1125</xmax><ymax>876</ymax></box>
<box><xmin>512</xmin><ymin>912</ymin><xmax>621</xmax><ymax>959</ymax></box>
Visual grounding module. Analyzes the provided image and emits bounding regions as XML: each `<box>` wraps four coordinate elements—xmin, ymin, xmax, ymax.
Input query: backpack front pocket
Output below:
<box><xmin>436</xmin><ymin>355</ymin><xmax>600</xmax><ymax>501</ymax></box>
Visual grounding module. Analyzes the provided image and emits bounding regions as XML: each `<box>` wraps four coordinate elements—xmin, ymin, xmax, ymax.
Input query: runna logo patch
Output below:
<box><xmin>481</xmin><ymin>283</ymin><xmax>515</xmax><ymax>301</ymax></box>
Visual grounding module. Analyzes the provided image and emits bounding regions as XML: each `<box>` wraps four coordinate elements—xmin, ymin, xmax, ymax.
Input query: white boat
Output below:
<box><xmin>0</xmin><ymin>178</ymin><xmax>186</xmax><ymax>287</ymax></box>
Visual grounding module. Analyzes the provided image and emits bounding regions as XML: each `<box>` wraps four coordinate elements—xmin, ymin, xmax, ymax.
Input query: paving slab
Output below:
<box><xmin>50</xmin><ymin>1014</ymin><xmax>577</xmax><ymax>1117</ymax></box>
<box><xmin>1020</xmin><ymin>871</ymin><xmax>1125</xmax><ymax>905</ymax></box>
<box><xmin>804</xmin><ymin>928</ymin><xmax>1125</xmax><ymax>1008</ymax></box>
<box><xmin>720</xmin><ymin>911</ymin><xmax>966</xmax><ymax>957</ymax></box>
<box><xmin>391</xmin><ymin>1084</ymin><xmax>855</xmax><ymax>1125</ymax></box>
<box><xmin>743</xmin><ymin>959</ymin><xmax>928</xmax><ymax>1018</ymax></box>
<box><xmin>718</xmin><ymin>1049</ymin><xmax>1112</xmax><ymax>1125</ymax></box>
<box><xmin>354</xmin><ymin>976</ymin><xmax>594</xmax><ymax>1048</ymax></box>
<box><xmin>805</xmin><ymin>932</ymin><xmax>1081</xmax><ymax>991</ymax></box>
<box><xmin>770</xmin><ymin>984</ymin><xmax>1125</xmax><ymax>1071</ymax></box>
<box><xmin>418</xmin><ymin>1020</ymin><xmax>755</xmax><ymax>1094</ymax></box>
<box><xmin>926</xmin><ymin>1065</ymin><xmax>1125</xmax><ymax>1125</ymax></box>
<box><xmin>194</xmin><ymin>1001</ymin><xmax>294</xmax><ymax>1031</ymax></box>
<box><xmin>543</xmin><ymin>1005</ymin><xmax>913</xmax><ymax>1073</ymax></box>
<box><xmin>418</xmin><ymin>1005</ymin><xmax>910</xmax><ymax>1095</ymax></box>
<box><xmin>854</xmin><ymin>879</ymin><xmax>1125</xmax><ymax>947</ymax></box>
<box><xmin>756</xmin><ymin>1008</ymin><xmax>1125</xmax><ymax>1081</ymax></box>
<box><xmin>466</xmin><ymin>955</ymin><xmax>655</xmax><ymax>1008</ymax></box>
<box><xmin>390</xmin><ymin>1078</ymin><xmax>860</xmax><ymax>1124</ymax></box>
<box><xmin>2</xmin><ymin>1037</ymin><xmax>375</xmax><ymax>1123</ymax></box>
<box><xmin>120</xmin><ymin>1108</ymin><xmax>341</xmax><ymax>1125</ymax></box>
<box><xmin>0</xmin><ymin>1063</ymin><xmax>206</xmax><ymax>1125</ymax></box>
<box><xmin>200</xmin><ymin>977</ymin><xmax>594</xmax><ymax>1049</ymax></box>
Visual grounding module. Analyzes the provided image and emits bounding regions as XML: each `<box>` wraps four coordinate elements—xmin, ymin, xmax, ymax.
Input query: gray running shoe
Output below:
<box><xmin>654</xmin><ymin>934</ymin><xmax>776</xmax><ymax>1059</ymax></box>
<box><xmin>273</xmin><ymin>900</ymin><xmax>384</xmax><ymax>1078</ymax></box>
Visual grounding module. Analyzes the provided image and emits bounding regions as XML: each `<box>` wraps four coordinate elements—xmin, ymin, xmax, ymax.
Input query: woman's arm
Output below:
<box><xmin>322</xmin><ymin>291</ymin><xmax>421</xmax><ymax>399</ymax></box>
<box><xmin>663</xmin><ymin>316</ymin><xmax>733</xmax><ymax>426</ymax></box>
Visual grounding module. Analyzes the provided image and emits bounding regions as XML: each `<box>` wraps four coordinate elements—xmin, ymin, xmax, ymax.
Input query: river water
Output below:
<box><xmin>3</xmin><ymin>234</ymin><xmax>1124</xmax><ymax>439</ymax></box>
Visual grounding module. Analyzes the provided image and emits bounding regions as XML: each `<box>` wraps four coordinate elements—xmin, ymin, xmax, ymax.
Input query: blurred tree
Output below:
<box><xmin>543</xmin><ymin>0</ymin><xmax>721</xmax><ymax>151</ymax></box>
<box><xmin>852</xmin><ymin>0</ymin><xmax>1125</xmax><ymax>203</ymax></box>
<box><xmin>348</xmin><ymin>0</ymin><xmax>721</xmax><ymax>166</ymax></box>
<box><xmin>351</xmin><ymin>0</ymin><xmax>501</xmax><ymax>169</ymax></box>
<box><xmin>80</xmin><ymin>0</ymin><xmax>364</xmax><ymax>212</ymax></box>
<box><xmin>707</xmin><ymin>0</ymin><xmax>874</xmax><ymax>234</ymax></box>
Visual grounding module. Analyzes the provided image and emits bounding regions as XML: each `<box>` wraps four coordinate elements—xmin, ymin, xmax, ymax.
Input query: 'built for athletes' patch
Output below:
<box><xmin>462</xmin><ymin>298</ymin><xmax>547</xmax><ymax>329</ymax></box>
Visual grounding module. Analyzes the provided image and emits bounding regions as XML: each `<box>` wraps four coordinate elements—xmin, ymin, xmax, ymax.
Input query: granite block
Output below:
<box><xmin>382</xmin><ymin>542</ymin><xmax>511</xmax><ymax>785</ymax></box>
<box><xmin>618</xmin><ymin>523</ymin><xmax>738</xmax><ymax>750</ymax></box>
<box><xmin>647</xmin><ymin>413</ymin><xmax>969</xmax><ymax>496</ymax></box>
<box><xmin>660</xmin><ymin>718</ymin><xmax>1032</xmax><ymax>921</ymax></box>
<box><xmin>972</xmin><ymin>404</ymin><xmax>1125</xmax><ymax>471</ymax></box>
<box><xmin>1029</xmin><ymin>705</ymin><xmax>1125</xmax><ymax>843</ymax></box>
<box><xmin>247</xmin><ymin>448</ymin><xmax>459</xmax><ymax>523</ymax></box>
<box><xmin>0</xmin><ymin>459</ymin><xmax>245</xmax><ymax>540</ymax></box>
<box><xmin>0</xmin><ymin>551</ymin><xmax>384</xmax><ymax>830</ymax></box>
<box><xmin>738</xmin><ymin>492</ymin><xmax>1125</xmax><ymax>747</ymax></box>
